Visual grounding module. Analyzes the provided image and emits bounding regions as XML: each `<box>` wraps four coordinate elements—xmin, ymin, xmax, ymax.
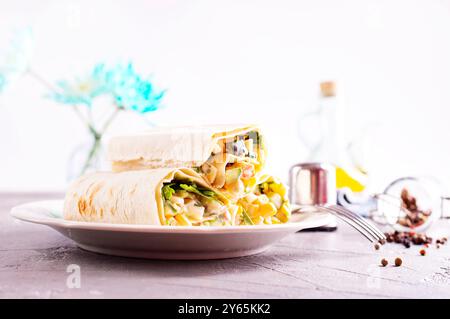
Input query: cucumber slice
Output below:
<box><xmin>242</xmin><ymin>210</ymin><xmax>254</xmax><ymax>225</ymax></box>
<box><xmin>225</xmin><ymin>167</ymin><xmax>242</xmax><ymax>186</ymax></box>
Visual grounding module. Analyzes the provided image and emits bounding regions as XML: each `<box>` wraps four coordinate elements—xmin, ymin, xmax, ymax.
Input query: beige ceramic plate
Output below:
<box><xmin>11</xmin><ymin>200</ymin><xmax>333</xmax><ymax>260</ymax></box>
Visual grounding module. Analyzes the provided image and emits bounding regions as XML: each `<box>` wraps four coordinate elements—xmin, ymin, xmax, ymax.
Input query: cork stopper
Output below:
<box><xmin>320</xmin><ymin>81</ymin><xmax>336</xmax><ymax>97</ymax></box>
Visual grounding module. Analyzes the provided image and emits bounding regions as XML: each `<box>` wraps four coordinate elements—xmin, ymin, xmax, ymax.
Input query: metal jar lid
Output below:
<box><xmin>289</xmin><ymin>162</ymin><xmax>337</xmax><ymax>206</ymax></box>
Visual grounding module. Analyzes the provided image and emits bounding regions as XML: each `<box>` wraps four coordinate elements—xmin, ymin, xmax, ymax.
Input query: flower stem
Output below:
<box><xmin>27</xmin><ymin>67</ymin><xmax>95</xmax><ymax>130</ymax></box>
<box><xmin>80</xmin><ymin>131</ymin><xmax>102</xmax><ymax>175</ymax></box>
<box><xmin>27</xmin><ymin>67</ymin><xmax>59</xmax><ymax>92</ymax></box>
<box><xmin>28</xmin><ymin>67</ymin><xmax>122</xmax><ymax>176</ymax></box>
<box><xmin>100</xmin><ymin>106</ymin><xmax>121</xmax><ymax>135</ymax></box>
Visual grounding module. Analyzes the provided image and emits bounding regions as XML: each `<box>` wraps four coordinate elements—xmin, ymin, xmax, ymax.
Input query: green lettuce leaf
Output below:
<box><xmin>179</xmin><ymin>183</ymin><xmax>217</xmax><ymax>200</ymax></box>
<box><xmin>163</xmin><ymin>181</ymin><xmax>221</xmax><ymax>203</ymax></box>
<box><xmin>162</xmin><ymin>183</ymin><xmax>176</xmax><ymax>200</ymax></box>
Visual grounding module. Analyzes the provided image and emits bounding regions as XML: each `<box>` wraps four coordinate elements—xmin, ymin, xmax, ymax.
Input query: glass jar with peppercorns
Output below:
<box><xmin>382</xmin><ymin>176</ymin><xmax>443</xmax><ymax>232</ymax></box>
<box><xmin>338</xmin><ymin>176</ymin><xmax>446</xmax><ymax>232</ymax></box>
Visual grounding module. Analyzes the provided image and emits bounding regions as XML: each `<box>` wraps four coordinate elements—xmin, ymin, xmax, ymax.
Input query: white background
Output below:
<box><xmin>1</xmin><ymin>0</ymin><xmax>450</xmax><ymax>193</ymax></box>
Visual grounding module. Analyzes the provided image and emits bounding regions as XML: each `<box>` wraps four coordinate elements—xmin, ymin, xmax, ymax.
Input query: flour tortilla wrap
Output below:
<box><xmin>63</xmin><ymin>168</ymin><xmax>228</xmax><ymax>225</ymax></box>
<box><xmin>107</xmin><ymin>125</ymin><xmax>266</xmax><ymax>173</ymax></box>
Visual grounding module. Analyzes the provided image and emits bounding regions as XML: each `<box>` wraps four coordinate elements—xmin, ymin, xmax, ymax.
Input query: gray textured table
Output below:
<box><xmin>1</xmin><ymin>193</ymin><xmax>449</xmax><ymax>299</ymax></box>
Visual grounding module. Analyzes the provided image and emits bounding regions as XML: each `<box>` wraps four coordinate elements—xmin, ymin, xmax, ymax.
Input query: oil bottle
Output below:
<box><xmin>297</xmin><ymin>81</ymin><xmax>368</xmax><ymax>193</ymax></box>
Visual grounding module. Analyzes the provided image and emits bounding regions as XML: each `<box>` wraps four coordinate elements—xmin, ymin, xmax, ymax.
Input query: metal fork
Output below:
<box><xmin>298</xmin><ymin>204</ymin><xmax>386</xmax><ymax>243</ymax></box>
<box><xmin>289</xmin><ymin>162</ymin><xmax>386</xmax><ymax>243</ymax></box>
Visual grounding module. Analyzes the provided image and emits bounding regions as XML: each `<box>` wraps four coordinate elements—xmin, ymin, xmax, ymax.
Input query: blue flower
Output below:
<box><xmin>49</xmin><ymin>67</ymin><xmax>108</xmax><ymax>106</ymax></box>
<box><xmin>0</xmin><ymin>27</ymin><xmax>34</xmax><ymax>93</ymax></box>
<box><xmin>118</xmin><ymin>78</ymin><xmax>165</xmax><ymax>113</ymax></box>
<box><xmin>100</xmin><ymin>63</ymin><xmax>165</xmax><ymax>113</ymax></box>
<box><xmin>49</xmin><ymin>63</ymin><xmax>165</xmax><ymax>113</ymax></box>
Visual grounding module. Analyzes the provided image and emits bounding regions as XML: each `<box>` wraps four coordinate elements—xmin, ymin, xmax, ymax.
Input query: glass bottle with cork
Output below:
<box><xmin>297</xmin><ymin>81</ymin><xmax>367</xmax><ymax>192</ymax></box>
<box><xmin>294</xmin><ymin>81</ymin><xmax>368</xmax><ymax>229</ymax></box>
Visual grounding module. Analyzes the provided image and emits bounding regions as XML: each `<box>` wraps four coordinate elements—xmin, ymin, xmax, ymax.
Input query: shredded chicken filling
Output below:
<box><xmin>200</xmin><ymin>131</ymin><xmax>263</xmax><ymax>199</ymax></box>
<box><xmin>162</xmin><ymin>181</ymin><xmax>238</xmax><ymax>226</ymax></box>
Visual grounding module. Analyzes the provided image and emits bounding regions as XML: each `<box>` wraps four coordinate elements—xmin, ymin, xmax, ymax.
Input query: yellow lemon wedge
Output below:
<box><xmin>335</xmin><ymin>166</ymin><xmax>366</xmax><ymax>192</ymax></box>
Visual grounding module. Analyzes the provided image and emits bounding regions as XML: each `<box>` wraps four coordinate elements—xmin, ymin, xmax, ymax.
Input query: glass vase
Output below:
<box><xmin>67</xmin><ymin>134</ymin><xmax>105</xmax><ymax>181</ymax></box>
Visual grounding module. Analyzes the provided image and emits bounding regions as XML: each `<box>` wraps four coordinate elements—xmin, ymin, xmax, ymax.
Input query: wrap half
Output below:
<box><xmin>63</xmin><ymin>168</ymin><xmax>238</xmax><ymax>226</ymax></box>
<box><xmin>107</xmin><ymin>125</ymin><xmax>266</xmax><ymax>199</ymax></box>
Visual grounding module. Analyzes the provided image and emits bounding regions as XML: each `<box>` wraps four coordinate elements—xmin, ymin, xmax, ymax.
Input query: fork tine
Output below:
<box><xmin>329</xmin><ymin>205</ymin><xmax>383</xmax><ymax>240</ymax></box>
<box><xmin>331</xmin><ymin>205</ymin><xmax>386</xmax><ymax>239</ymax></box>
<box><xmin>314</xmin><ymin>206</ymin><xmax>379</xmax><ymax>243</ymax></box>
<box><xmin>330</xmin><ymin>210</ymin><xmax>381</xmax><ymax>242</ymax></box>
<box><xmin>329</xmin><ymin>205</ymin><xmax>386</xmax><ymax>241</ymax></box>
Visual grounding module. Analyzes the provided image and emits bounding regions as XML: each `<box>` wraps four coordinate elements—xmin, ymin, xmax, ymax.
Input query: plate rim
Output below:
<box><xmin>10</xmin><ymin>199</ymin><xmax>330</xmax><ymax>234</ymax></box>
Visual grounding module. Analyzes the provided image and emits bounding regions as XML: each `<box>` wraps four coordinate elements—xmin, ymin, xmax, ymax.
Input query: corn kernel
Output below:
<box><xmin>271</xmin><ymin>216</ymin><xmax>281</xmax><ymax>224</ymax></box>
<box><xmin>175</xmin><ymin>214</ymin><xmax>192</xmax><ymax>226</ymax></box>
<box><xmin>252</xmin><ymin>216</ymin><xmax>265</xmax><ymax>225</ymax></box>
<box><xmin>247</xmin><ymin>204</ymin><xmax>261</xmax><ymax>218</ymax></box>
<box><xmin>258</xmin><ymin>202</ymin><xmax>278</xmax><ymax>218</ymax></box>
<box><xmin>245</xmin><ymin>177</ymin><xmax>258</xmax><ymax>190</ymax></box>
<box><xmin>276</xmin><ymin>203</ymin><xmax>291</xmax><ymax>223</ymax></box>
<box><xmin>269</xmin><ymin>182</ymin><xmax>287</xmax><ymax>197</ymax></box>
<box><xmin>267</xmin><ymin>192</ymin><xmax>283</xmax><ymax>209</ymax></box>
<box><xmin>244</xmin><ymin>193</ymin><xmax>258</xmax><ymax>204</ymax></box>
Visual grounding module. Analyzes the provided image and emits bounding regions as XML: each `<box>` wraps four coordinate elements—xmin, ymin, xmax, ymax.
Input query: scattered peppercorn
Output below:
<box><xmin>420</xmin><ymin>249</ymin><xmax>426</xmax><ymax>256</ymax></box>
<box><xmin>384</xmin><ymin>231</ymin><xmax>433</xmax><ymax>248</ymax></box>
<box><xmin>381</xmin><ymin>258</ymin><xmax>388</xmax><ymax>267</ymax></box>
<box><xmin>437</xmin><ymin>244</ymin><xmax>441</xmax><ymax>249</ymax></box>
<box><xmin>394</xmin><ymin>257</ymin><xmax>402</xmax><ymax>267</ymax></box>
<box><xmin>374</xmin><ymin>243</ymin><xmax>380</xmax><ymax>250</ymax></box>
<box><xmin>379</xmin><ymin>239</ymin><xmax>386</xmax><ymax>245</ymax></box>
